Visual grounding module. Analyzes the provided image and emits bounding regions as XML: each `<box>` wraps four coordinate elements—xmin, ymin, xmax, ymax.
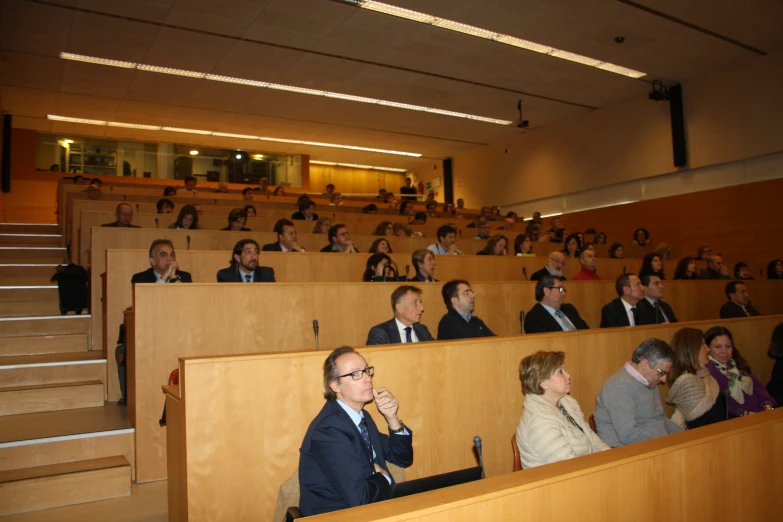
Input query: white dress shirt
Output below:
<box><xmin>621</xmin><ymin>298</ymin><xmax>636</xmax><ymax>326</ymax></box>
<box><xmin>394</xmin><ymin>318</ymin><xmax>419</xmax><ymax>343</ymax></box>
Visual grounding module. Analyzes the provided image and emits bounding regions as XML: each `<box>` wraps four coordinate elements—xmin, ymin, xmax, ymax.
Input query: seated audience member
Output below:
<box><xmin>767</xmin><ymin>259</ymin><xmax>783</xmax><ymax>279</ymax></box>
<box><xmin>329</xmin><ymin>192</ymin><xmax>343</xmax><ymax>206</ymax></box>
<box><xmin>530</xmin><ymin>252</ymin><xmax>567</xmax><ymax>281</ymax></box>
<box><xmin>366</xmin><ymin>286</ymin><xmax>434</xmax><ymax>344</ymax></box>
<box><xmin>600</xmin><ymin>273</ymin><xmax>645</xmax><ymax>328</ymax></box>
<box><xmin>298</xmin><ymin>347</ymin><xmax>413</xmax><ymax>516</ymax></box>
<box><xmin>705</xmin><ymin>326</ymin><xmax>776</xmax><ymax>415</ymax></box>
<box><xmin>363</xmin><ymin>253</ymin><xmax>394</xmax><ymax>282</ymax></box>
<box><xmin>72</xmin><ymin>175</ymin><xmax>87</xmax><ymax>184</ymax></box>
<box><xmin>258</xmin><ymin>176</ymin><xmax>271</xmax><ymax>194</ymax></box>
<box><xmin>321</xmin><ymin>224</ymin><xmax>359</xmax><ymax>253</ymax></box>
<box><xmin>273</xmin><ymin>186</ymin><xmax>285</xmax><ymax>197</ymax></box>
<box><xmin>221</xmin><ymin>208</ymin><xmax>251</xmax><ymax>231</ymax></box>
<box><xmin>766</xmin><ymin>323</ymin><xmax>783</xmax><ymax>406</ymax></box>
<box><xmin>442</xmin><ymin>202</ymin><xmax>455</xmax><ymax>216</ymax></box>
<box><xmin>412</xmin><ymin>249</ymin><xmax>437</xmax><ymax>282</ymax></box>
<box><xmin>572</xmin><ymin>248</ymin><xmax>604</xmax><ymax>280</ymax></box>
<box><xmin>551</xmin><ymin>227</ymin><xmax>567</xmax><ymax>244</ymax></box>
<box><xmin>631</xmin><ymin>228</ymin><xmax>651</xmax><ymax>247</ymax></box>
<box><xmin>476</xmin><ymin>234</ymin><xmax>508</xmax><ymax>256</ymax></box>
<box><xmin>243</xmin><ymin>204</ymin><xmax>257</xmax><ymax>218</ymax></box>
<box><xmin>131</xmin><ymin>239</ymin><xmax>192</xmax><ymax>284</ymax></box>
<box><xmin>163</xmin><ymin>186</ymin><xmax>177</xmax><ymax>197</ymax></box>
<box><xmin>240</xmin><ymin>187</ymin><xmax>253</xmax><ymax>201</ymax></box>
<box><xmin>168</xmin><ymin>205</ymin><xmax>201</xmax><ymax>230</ymax></box>
<box><xmin>392</xmin><ymin>223</ymin><xmax>411</xmax><ymax>237</ymax></box>
<box><xmin>377</xmin><ymin>188</ymin><xmax>387</xmax><ymax>201</ymax></box>
<box><xmin>667</xmin><ymin>328</ymin><xmax>727</xmax><ymax>429</ymax></box>
<box><xmin>654</xmin><ymin>242</ymin><xmax>674</xmax><ymax>260</ymax></box>
<box><xmin>399</xmin><ymin>178</ymin><xmax>416</xmax><ymax>201</ymax></box>
<box><xmin>673</xmin><ymin>257</ymin><xmax>698</xmax><ymax>280</ymax></box>
<box><xmin>101</xmin><ymin>203</ymin><xmax>140</xmax><ymax>228</ymax></box>
<box><xmin>700</xmin><ymin>254</ymin><xmax>729</xmax><ymax>280</ymax></box>
<box><xmin>398</xmin><ymin>200</ymin><xmax>414</xmax><ymax>217</ymax></box>
<box><xmin>719</xmin><ymin>281</ymin><xmax>761</xmax><ymax>318</ymax></box>
<box><xmin>263</xmin><ymin>219</ymin><xmax>304</xmax><ymax>252</ymax></box>
<box><xmin>594</xmin><ymin>339</ymin><xmax>682</xmax><ymax>447</ymax></box>
<box><xmin>292</xmin><ymin>198</ymin><xmax>319</xmax><ymax>221</ymax></box>
<box><xmin>514</xmin><ymin>233</ymin><xmax>533</xmax><ymax>255</ymax></box>
<box><xmin>499</xmin><ymin>217</ymin><xmax>516</xmax><ymax>231</ymax></box>
<box><xmin>216</xmin><ymin>239</ymin><xmax>275</xmax><ymax>283</ymax></box>
<box><xmin>734</xmin><ymin>262</ymin><xmax>755</xmax><ymax>280</ymax></box>
<box><xmin>472</xmin><ymin>218</ymin><xmax>491</xmax><ymax>240</ymax></box>
<box><xmin>312</xmin><ymin>217</ymin><xmax>331</xmax><ymax>234</ymax></box>
<box><xmin>409</xmin><ymin>212</ymin><xmax>427</xmax><ymax>225</ymax></box>
<box><xmin>323</xmin><ymin>183</ymin><xmax>334</xmax><ymax>197</ymax></box>
<box><xmin>427</xmin><ymin>225</ymin><xmax>462</xmax><ymax>255</ymax></box>
<box><xmin>180</xmin><ymin>175</ymin><xmax>198</xmax><ymax>192</ymax></box>
<box><xmin>516</xmin><ymin>351</ymin><xmax>609</xmax><ymax>468</ymax></box>
<box><xmin>363</xmin><ymin>204</ymin><xmax>378</xmax><ymax>214</ymax></box>
<box><xmin>90</xmin><ymin>178</ymin><xmax>103</xmax><ymax>187</ymax></box>
<box><xmin>639</xmin><ymin>253</ymin><xmax>665</xmax><ymax>280</ymax></box>
<box><xmin>193</xmin><ymin>204</ymin><xmax>204</xmax><ymax>217</ymax></box>
<box><xmin>425</xmin><ymin>201</ymin><xmax>438</xmax><ymax>218</ymax></box>
<box><xmin>562</xmin><ymin>234</ymin><xmax>581</xmax><ymax>258</ymax></box>
<box><xmin>697</xmin><ymin>245</ymin><xmax>712</xmax><ymax>261</ymax></box>
<box><xmin>637</xmin><ymin>275</ymin><xmax>678</xmax><ymax>324</ymax></box>
<box><xmin>594</xmin><ymin>232</ymin><xmax>607</xmax><ymax>245</ymax></box>
<box><xmin>506</xmin><ymin>211</ymin><xmax>518</xmax><ymax>222</ymax></box>
<box><xmin>608</xmin><ymin>242</ymin><xmax>624</xmax><ymax>259</ymax></box>
<box><xmin>373</xmin><ymin>221</ymin><xmax>394</xmax><ymax>236</ymax></box>
<box><xmin>524</xmin><ymin>276</ymin><xmax>588</xmax><ymax>333</ymax></box>
<box><xmin>547</xmin><ymin>217</ymin><xmax>563</xmax><ymax>234</ymax></box>
<box><xmin>527</xmin><ymin>224</ymin><xmax>545</xmax><ymax>242</ymax></box>
<box><xmin>581</xmin><ymin>242</ymin><xmax>595</xmax><ymax>253</ymax></box>
<box><xmin>156</xmin><ymin>198</ymin><xmax>174</xmax><ymax>214</ymax></box>
<box><xmin>437</xmin><ymin>280</ymin><xmax>495</xmax><ymax>340</ymax></box>
<box><xmin>369</xmin><ymin>238</ymin><xmax>392</xmax><ymax>254</ymax></box>
<box><xmin>456</xmin><ymin>198</ymin><xmax>465</xmax><ymax>209</ymax></box>
<box><xmin>530</xmin><ymin>211</ymin><xmax>543</xmax><ymax>226</ymax></box>
<box><xmin>214</xmin><ymin>182</ymin><xmax>229</xmax><ymax>193</ymax></box>
<box><xmin>490</xmin><ymin>206</ymin><xmax>501</xmax><ymax>219</ymax></box>
<box><xmin>85</xmin><ymin>183</ymin><xmax>102</xmax><ymax>200</ymax></box>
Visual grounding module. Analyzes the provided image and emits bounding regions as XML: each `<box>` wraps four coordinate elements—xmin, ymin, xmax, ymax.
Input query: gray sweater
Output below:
<box><xmin>594</xmin><ymin>366</ymin><xmax>682</xmax><ymax>447</ymax></box>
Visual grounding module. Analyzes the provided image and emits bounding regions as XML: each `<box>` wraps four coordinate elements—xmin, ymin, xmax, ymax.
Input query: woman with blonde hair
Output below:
<box><xmin>516</xmin><ymin>351</ymin><xmax>609</xmax><ymax>469</ymax></box>
<box><xmin>412</xmin><ymin>249</ymin><xmax>437</xmax><ymax>282</ymax></box>
<box><xmin>312</xmin><ymin>217</ymin><xmax>332</xmax><ymax>234</ymax></box>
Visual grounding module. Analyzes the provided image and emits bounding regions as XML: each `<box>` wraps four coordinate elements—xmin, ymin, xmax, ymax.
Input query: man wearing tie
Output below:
<box><xmin>366</xmin><ymin>286</ymin><xmax>434</xmax><ymax>345</ymax></box>
<box><xmin>524</xmin><ymin>276</ymin><xmax>589</xmax><ymax>333</ymax></box>
<box><xmin>216</xmin><ymin>239</ymin><xmax>275</xmax><ymax>283</ymax></box>
<box><xmin>600</xmin><ymin>273</ymin><xmax>645</xmax><ymax>328</ymax></box>
<box><xmin>299</xmin><ymin>347</ymin><xmax>413</xmax><ymax>516</ymax></box>
<box><xmin>262</xmin><ymin>219</ymin><xmax>305</xmax><ymax>252</ymax></box>
<box><xmin>719</xmin><ymin>281</ymin><xmax>762</xmax><ymax>318</ymax></box>
<box><xmin>637</xmin><ymin>275</ymin><xmax>678</xmax><ymax>324</ymax></box>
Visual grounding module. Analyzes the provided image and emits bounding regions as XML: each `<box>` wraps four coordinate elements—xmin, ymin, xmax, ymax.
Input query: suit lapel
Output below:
<box><xmin>540</xmin><ymin>304</ymin><xmax>561</xmax><ymax>330</ymax></box>
<box><xmin>615</xmin><ymin>300</ymin><xmax>630</xmax><ymax>326</ymax></box>
<box><xmin>386</xmin><ymin>320</ymin><xmax>402</xmax><ymax>343</ymax></box>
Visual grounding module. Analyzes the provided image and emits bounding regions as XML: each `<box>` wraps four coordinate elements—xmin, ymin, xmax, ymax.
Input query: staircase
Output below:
<box><xmin>0</xmin><ymin>223</ymin><xmax>133</xmax><ymax>516</ymax></box>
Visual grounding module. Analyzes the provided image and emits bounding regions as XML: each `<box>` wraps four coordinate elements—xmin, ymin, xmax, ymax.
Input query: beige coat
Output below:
<box><xmin>516</xmin><ymin>394</ymin><xmax>610</xmax><ymax>469</ymax></box>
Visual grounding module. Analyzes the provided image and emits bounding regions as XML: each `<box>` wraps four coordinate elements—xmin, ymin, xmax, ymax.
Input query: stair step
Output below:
<box><xmin>0</xmin><ymin>247</ymin><xmax>68</xmax><ymax>263</ymax></box>
<box><xmin>0</xmin><ymin>456</ymin><xmax>130</xmax><ymax>516</ymax></box>
<box><xmin>0</xmin><ymin>381</ymin><xmax>104</xmax><ymax>416</ymax></box>
<box><xmin>0</xmin><ymin>233</ymin><xmax>63</xmax><ymax>247</ymax></box>
<box><xmin>0</xmin><ymin>287</ymin><xmax>60</xmax><ymax>316</ymax></box>
<box><xmin>0</xmin><ymin>264</ymin><xmax>59</xmax><ymax>286</ymax></box>
<box><xmin>0</xmin><ymin>352</ymin><xmax>105</xmax><ymax>388</ymax></box>
<box><xmin>0</xmin><ymin>223</ymin><xmax>60</xmax><ymax>235</ymax></box>
<box><xmin>0</xmin><ymin>315</ymin><xmax>91</xmax><ymax>338</ymax></box>
<box><xmin>0</xmin><ymin>333</ymin><xmax>88</xmax><ymax>357</ymax></box>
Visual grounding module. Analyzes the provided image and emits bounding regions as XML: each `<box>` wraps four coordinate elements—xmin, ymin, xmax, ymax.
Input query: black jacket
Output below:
<box><xmin>529</xmin><ymin>267</ymin><xmax>566</xmax><ymax>282</ymax></box>
<box><xmin>216</xmin><ymin>265</ymin><xmax>275</xmax><ymax>283</ymax></box>
<box><xmin>261</xmin><ymin>242</ymin><xmax>283</xmax><ymax>252</ymax></box>
<box><xmin>636</xmin><ymin>298</ymin><xmax>678</xmax><ymax>324</ymax></box>
<box><xmin>320</xmin><ymin>245</ymin><xmax>360</xmax><ymax>253</ymax></box>
<box><xmin>366</xmin><ymin>319</ymin><xmax>433</xmax><ymax>345</ymax></box>
<box><xmin>101</xmin><ymin>222</ymin><xmax>140</xmax><ymax>228</ymax></box>
<box><xmin>291</xmin><ymin>211</ymin><xmax>319</xmax><ymax>221</ymax></box>
<box><xmin>131</xmin><ymin>267</ymin><xmax>192</xmax><ymax>284</ymax></box>
<box><xmin>220</xmin><ymin>226</ymin><xmax>251</xmax><ymax>231</ymax></box>
<box><xmin>600</xmin><ymin>298</ymin><xmax>637</xmax><ymax>328</ymax></box>
<box><xmin>699</xmin><ymin>268</ymin><xmax>729</xmax><ymax>280</ymax></box>
<box><xmin>436</xmin><ymin>308</ymin><xmax>495</xmax><ymax>340</ymax></box>
<box><xmin>524</xmin><ymin>303</ymin><xmax>588</xmax><ymax>334</ymax></box>
<box><xmin>719</xmin><ymin>301</ymin><xmax>761</xmax><ymax>318</ymax></box>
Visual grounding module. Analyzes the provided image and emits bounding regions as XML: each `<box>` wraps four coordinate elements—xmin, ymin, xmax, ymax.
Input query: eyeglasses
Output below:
<box><xmin>336</xmin><ymin>366</ymin><xmax>375</xmax><ymax>381</ymax></box>
<box><xmin>461</xmin><ymin>289</ymin><xmax>475</xmax><ymax>297</ymax></box>
<box><xmin>546</xmin><ymin>286</ymin><xmax>566</xmax><ymax>293</ymax></box>
<box><xmin>655</xmin><ymin>368</ymin><xmax>670</xmax><ymax>378</ymax></box>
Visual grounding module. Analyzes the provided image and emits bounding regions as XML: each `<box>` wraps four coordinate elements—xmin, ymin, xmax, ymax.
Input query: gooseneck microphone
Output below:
<box><xmin>522</xmin><ymin>267</ymin><xmax>528</xmax><ymax>281</ymax></box>
<box><xmin>722</xmin><ymin>389</ymin><xmax>730</xmax><ymax>420</ymax></box>
<box><xmin>473</xmin><ymin>435</ymin><xmax>486</xmax><ymax>479</ymax></box>
<box><xmin>186</xmin><ymin>235</ymin><xmax>191</xmax><ymax>250</ymax></box>
<box><xmin>622</xmin><ymin>266</ymin><xmax>626</xmax><ymax>274</ymax></box>
<box><xmin>313</xmin><ymin>320</ymin><xmax>320</xmax><ymax>350</ymax></box>
<box><xmin>135</xmin><ymin>203</ymin><xmax>139</xmax><ymax>212</ymax></box>
<box><xmin>519</xmin><ymin>311</ymin><xmax>525</xmax><ymax>334</ymax></box>
<box><xmin>154</xmin><ymin>217</ymin><xmax>159</xmax><ymax>228</ymax></box>
<box><xmin>404</xmin><ymin>264</ymin><xmax>410</xmax><ymax>282</ymax></box>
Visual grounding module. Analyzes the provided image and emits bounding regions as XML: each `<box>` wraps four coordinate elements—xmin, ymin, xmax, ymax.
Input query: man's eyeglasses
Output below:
<box><xmin>337</xmin><ymin>366</ymin><xmax>374</xmax><ymax>381</ymax></box>
<box><xmin>461</xmin><ymin>289</ymin><xmax>475</xmax><ymax>297</ymax></box>
<box><xmin>655</xmin><ymin>368</ymin><xmax>670</xmax><ymax>378</ymax></box>
<box><xmin>546</xmin><ymin>286</ymin><xmax>566</xmax><ymax>293</ymax></box>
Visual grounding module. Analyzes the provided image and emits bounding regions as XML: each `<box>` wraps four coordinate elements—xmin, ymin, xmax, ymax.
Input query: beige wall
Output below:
<box><xmin>452</xmin><ymin>50</ymin><xmax>783</xmax><ymax>207</ymax></box>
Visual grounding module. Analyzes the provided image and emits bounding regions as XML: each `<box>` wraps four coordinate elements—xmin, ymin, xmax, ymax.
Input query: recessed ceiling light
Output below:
<box><xmin>235</xmin><ymin>153</ymin><xmax>242</xmax><ymax>159</ymax></box>
<box><xmin>253</xmin><ymin>154</ymin><xmax>264</xmax><ymax>159</ymax></box>
<box><xmin>336</xmin><ymin>0</ymin><xmax>646</xmax><ymax>79</ymax></box>
<box><xmin>189</xmin><ymin>150</ymin><xmax>199</xmax><ymax>155</ymax></box>
<box><xmin>63</xmin><ymin>139</ymin><xmax>74</xmax><ymax>144</ymax></box>
<box><xmin>59</xmin><ymin>52</ymin><xmax>512</xmax><ymax>125</ymax></box>
<box><xmin>46</xmin><ymin>114</ymin><xmax>422</xmax><ymax>157</ymax></box>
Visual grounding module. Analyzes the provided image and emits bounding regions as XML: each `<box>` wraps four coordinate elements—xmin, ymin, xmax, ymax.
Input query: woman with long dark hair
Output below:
<box><xmin>609</xmin><ymin>243</ymin><xmax>624</xmax><ymax>259</ymax></box>
<box><xmin>639</xmin><ymin>253</ymin><xmax>665</xmax><ymax>280</ymax></box>
<box><xmin>514</xmin><ymin>234</ymin><xmax>533</xmax><ymax>255</ymax></box>
<box><xmin>767</xmin><ymin>259</ymin><xmax>783</xmax><ymax>279</ymax></box>
<box><xmin>362</xmin><ymin>253</ymin><xmax>394</xmax><ymax>281</ymax></box>
<box><xmin>673</xmin><ymin>257</ymin><xmax>698</xmax><ymax>280</ymax></box>
<box><xmin>168</xmin><ymin>205</ymin><xmax>201</xmax><ymax>230</ymax></box>
<box><xmin>369</xmin><ymin>238</ymin><xmax>392</xmax><ymax>254</ymax></box>
<box><xmin>562</xmin><ymin>234</ymin><xmax>581</xmax><ymax>258</ymax></box>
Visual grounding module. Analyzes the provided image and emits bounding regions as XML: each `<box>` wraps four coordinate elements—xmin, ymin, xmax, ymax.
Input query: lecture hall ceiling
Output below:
<box><xmin>1</xmin><ymin>0</ymin><xmax>782</xmax><ymax>170</ymax></box>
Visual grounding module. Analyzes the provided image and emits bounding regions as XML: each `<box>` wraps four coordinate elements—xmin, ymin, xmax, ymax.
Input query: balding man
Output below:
<box><xmin>600</xmin><ymin>273</ymin><xmax>645</xmax><ymax>328</ymax></box>
<box><xmin>530</xmin><ymin>252</ymin><xmax>567</xmax><ymax>281</ymax></box>
<box><xmin>700</xmin><ymin>255</ymin><xmax>729</xmax><ymax>280</ymax></box>
<box><xmin>571</xmin><ymin>248</ymin><xmax>605</xmax><ymax>280</ymax></box>
<box><xmin>101</xmin><ymin>203</ymin><xmax>140</xmax><ymax>228</ymax></box>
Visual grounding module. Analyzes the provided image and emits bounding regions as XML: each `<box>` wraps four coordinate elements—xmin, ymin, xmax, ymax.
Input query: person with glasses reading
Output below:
<box><xmin>524</xmin><ymin>276</ymin><xmax>588</xmax><ymax>334</ymax></box>
<box><xmin>593</xmin><ymin>339</ymin><xmax>682</xmax><ymax>447</ymax></box>
<box><xmin>366</xmin><ymin>286</ymin><xmax>434</xmax><ymax>345</ymax></box>
<box><xmin>436</xmin><ymin>279</ymin><xmax>495</xmax><ymax>340</ymax></box>
<box><xmin>299</xmin><ymin>347</ymin><xmax>413</xmax><ymax>516</ymax></box>
<box><xmin>216</xmin><ymin>239</ymin><xmax>275</xmax><ymax>283</ymax></box>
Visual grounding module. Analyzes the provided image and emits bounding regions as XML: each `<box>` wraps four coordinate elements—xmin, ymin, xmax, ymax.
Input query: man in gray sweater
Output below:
<box><xmin>594</xmin><ymin>338</ymin><xmax>682</xmax><ymax>447</ymax></box>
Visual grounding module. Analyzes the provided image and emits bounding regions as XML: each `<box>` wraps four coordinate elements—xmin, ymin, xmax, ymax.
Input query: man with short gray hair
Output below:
<box><xmin>530</xmin><ymin>251</ymin><xmax>567</xmax><ymax>281</ymax></box>
<box><xmin>593</xmin><ymin>338</ymin><xmax>682</xmax><ymax>447</ymax></box>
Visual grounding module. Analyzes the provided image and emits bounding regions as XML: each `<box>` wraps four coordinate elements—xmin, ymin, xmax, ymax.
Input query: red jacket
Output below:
<box><xmin>572</xmin><ymin>265</ymin><xmax>605</xmax><ymax>281</ymax></box>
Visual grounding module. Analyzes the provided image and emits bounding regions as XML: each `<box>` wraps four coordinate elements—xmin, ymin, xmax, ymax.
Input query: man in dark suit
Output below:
<box><xmin>131</xmin><ymin>239</ymin><xmax>192</xmax><ymax>284</ymax></box>
<box><xmin>719</xmin><ymin>281</ymin><xmax>762</xmax><ymax>318</ymax></box>
<box><xmin>600</xmin><ymin>273</ymin><xmax>645</xmax><ymax>328</ymax></box>
<box><xmin>637</xmin><ymin>275</ymin><xmax>678</xmax><ymax>325</ymax></box>
<box><xmin>216</xmin><ymin>239</ymin><xmax>275</xmax><ymax>283</ymax></box>
<box><xmin>262</xmin><ymin>219</ymin><xmax>304</xmax><ymax>252</ymax></box>
<box><xmin>299</xmin><ymin>347</ymin><xmax>413</xmax><ymax>516</ymax></box>
<box><xmin>437</xmin><ymin>279</ymin><xmax>495</xmax><ymax>340</ymax></box>
<box><xmin>530</xmin><ymin>251</ymin><xmax>567</xmax><ymax>281</ymax></box>
<box><xmin>101</xmin><ymin>203</ymin><xmax>140</xmax><ymax>228</ymax></box>
<box><xmin>366</xmin><ymin>285</ymin><xmax>434</xmax><ymax>345</ymax></box>
<box><xmin>291</xmin><ymin>197</ymin><xmax>319</xmax><ymax>221</ymax></box>
<box><xmin>524</xmin><ymin>275</ymin><xmax>588</xmax><ymax>333</ymax></box>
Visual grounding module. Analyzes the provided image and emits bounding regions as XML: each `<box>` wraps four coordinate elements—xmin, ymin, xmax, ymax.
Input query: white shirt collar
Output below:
<box><xmin>238</xmin><ymin>267</ymin><xmax>253</xmax><ymax>282</ymax></box>
<box><xmin>394</xmin><ymin>318</ymin><xmax>418</xmax><ymax>342</ymax></box>
<box><xmin>336</xmin><ymin>399</ymin><xmax>364</xmax><ymax>426</ymax></box>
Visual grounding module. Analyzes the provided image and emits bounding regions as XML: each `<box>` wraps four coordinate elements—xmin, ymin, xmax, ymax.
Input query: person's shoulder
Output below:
<box><xmin>261</xmin><ymin>242</ymin><xmax>279</xmax><ymax>251</ymax></box>
<box><xmin>178</xmin><ymin>270</ymin><xmax>193</xmax><ymax>282</ymax></box>
<box><xmin>319</xmin><ymin>245</ymin><xmax>332</xmax><ymax>252</ymax></box>
<box><xmin>100</xmin><ymin>222</ymin><xmax>116</xmax><ymax>227</ymax></box>
<box><xmin>131</xmin><ymin>268</ymin><xmax>154</xmax><ymax>283</ymax></box>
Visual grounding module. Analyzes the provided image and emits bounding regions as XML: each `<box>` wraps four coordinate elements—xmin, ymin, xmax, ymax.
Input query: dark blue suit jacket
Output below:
<box><xmin>298</xmin><ymin>400</ymin><xmax>413</xmax><ymax>516</ymax></box>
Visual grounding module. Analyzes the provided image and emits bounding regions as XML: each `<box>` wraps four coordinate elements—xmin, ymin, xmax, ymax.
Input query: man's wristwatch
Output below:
<box><xmin>390</xmin><ymin>421</ymin><xmax>406</xmax><ymax>434</ymax></box>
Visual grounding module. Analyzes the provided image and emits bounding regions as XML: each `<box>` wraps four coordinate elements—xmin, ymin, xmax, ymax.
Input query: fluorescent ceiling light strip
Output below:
<box><xmin>107</xmin><ymin>122</ymin><xmax>161</xmax><ymax>130</ymax></box>
<box><xmin>59</xmin><ymin>52</ymin><xmax>512</xmax><ymax>125</ymax></box>
<box><xmin>350</xmin><ymin>1</ymin><xmax>646</xmax><ymax>79</ymax></box>
<box><xmin>46</xmin><ymin>115</ymin><xmax>421</xmax><ymax>157</ymax></box>
<box><xmin>311</xmin><ymin>160</ymin><xmax>407</xmax><ymax>172</ymax></box>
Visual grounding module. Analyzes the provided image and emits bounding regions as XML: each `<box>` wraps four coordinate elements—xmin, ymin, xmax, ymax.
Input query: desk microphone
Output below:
<box><xmin>313</xmin><ymin>320</ymin><xmax>320</xmax><ymax>350</ymax></box>
<box><xmin>760</xmin><ymin>269</ymin><xmax>764</xmax><ymax>280</ymax></box>
<box><xmin>722</xmin><ymin>389</ymin><xmax>730</xmax><ymax>420</ymax></box>
<box><xmin>473</xmin><ymin>436</ymin><xmax>485</xmax><ymax>479</ymax></box>
<box><xmin>622</xmin><ymin>266</ymin><xmax>626</xmax><ymax>274</ymax></box>
<box><xmin>186</xmin><ymin>235</ymin><xmax>191</xmax><ymax>250</ymax></box>
<box><xmin>522</xmin><ymin>267</ymin><xmax>528</xmax><ymax>281</ymax></box>
<box><xmin>404</xmin><ymin>264</ymin><xmax>410</xmax><ymax>282</ymax></box>
<box><xmin>519</xmin><ymin>311</ymin><xmax>525</xmax><ymax>334</ymax></box>
<box><xmin>154</xmin><ymin>217</ymin><xmax>159</xmax><ymax>228</ymax></box>
<box><xmin>135</xmin><ymin>203</ymin><xmax>139</xmax><ymax>212</ymax></box>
